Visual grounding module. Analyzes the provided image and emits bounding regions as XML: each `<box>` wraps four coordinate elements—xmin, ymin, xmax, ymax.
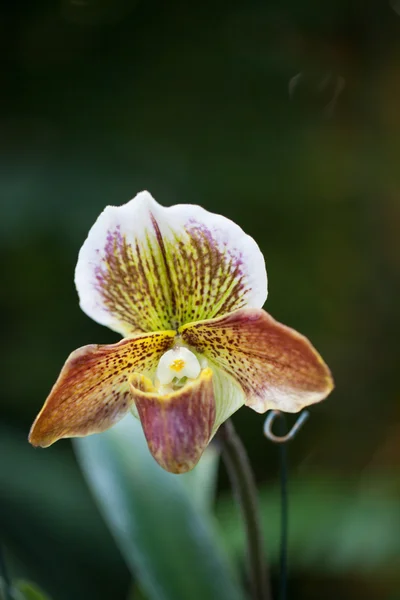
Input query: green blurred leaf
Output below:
<box><xmin>126</xmin><ymin>582</ymin><xmax>148</xmax><ymax>600</ymax></box>
<box><xmin>0</xmin><ymin>578</ymin><xmax>51</xmax><ymax>600</ymax></box>
<box><xmin>74</xmin><ymin>417</ymin><xmax>244</xmax><ymax>600</ymax></box>
<box><xmin>13</xmin><ymin>580</ymin><xmax>52</xmax><ymax>600</ymax></box>
<box><xmin>180</xmin><ymin>443</ymin><xmax>220</xmax><ymax>514</ymax></box>
<box><xmin>216</xmin><ymin>473</ymin><xmax>400</xmax><ymax>575</ymax></box>
<box><xmin>0</xmin><ymin>426</ymin><xmax>129</xmax><ymax>600</ymax></box>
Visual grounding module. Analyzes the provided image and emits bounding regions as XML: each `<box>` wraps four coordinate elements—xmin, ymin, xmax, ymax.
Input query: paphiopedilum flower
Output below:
<box><xmin>29</xmin><ymin>191</ymin><xmax>333</xmax><ymax>473</ymax></box>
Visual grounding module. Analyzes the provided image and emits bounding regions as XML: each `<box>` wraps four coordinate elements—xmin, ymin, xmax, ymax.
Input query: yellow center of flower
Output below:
<box><xmin>170</xmin><ymin>358</ymin><xmax>186</xmax><ymax>372</ymax></box>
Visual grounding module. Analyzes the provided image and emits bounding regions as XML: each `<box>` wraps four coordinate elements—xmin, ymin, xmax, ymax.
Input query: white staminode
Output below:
<box><xmin>156</xmin><ymin>347</ymin><xmax>201</xmax><ymax>385</ymax></box>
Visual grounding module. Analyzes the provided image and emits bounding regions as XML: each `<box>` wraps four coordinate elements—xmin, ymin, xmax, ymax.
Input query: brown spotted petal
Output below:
<box><xmin>29</xmin><ymin>331</ymin><xmax>175</xmax><ymax>447</ymax></box>
<box><xmin>75</xmin><ymin>191</ymin><xmax>267</xmax><ymax>336</ymax></box>
<box><xmin>130</xmin><ymin>368</ymin><xmax>216</xmax><ymax>474</ymax></box>
<box><xmin>180</xmin><ymin>308</ymin><xmax>334</xmax><ymax>415</ymax></box>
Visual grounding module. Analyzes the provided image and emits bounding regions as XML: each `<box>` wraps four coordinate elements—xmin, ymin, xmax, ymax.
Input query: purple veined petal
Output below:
<box><xmin>75</xmin><ymin>191</ymin><xmax>267</xmax><ymax>336</ymax></box>
<box><xmin>29</xmin><ymin>331</ymin><xmax>175</xmax><ymax>447</ymax></box>
<box><xmin>130</xmin><ymin>368</ymin><xmax>216</xmax><ymax>474</ymax></box>
<box><xmin>180</xmin><ymin>308</ymin><xmax>334</xmax><ymax>414</ymax></box>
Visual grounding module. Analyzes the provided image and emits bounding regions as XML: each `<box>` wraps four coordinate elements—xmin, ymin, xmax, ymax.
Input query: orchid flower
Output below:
<box><xmin>29</xmin><ymin>191</ymin><xmax>333</xmax><ymax>473</ymax></box>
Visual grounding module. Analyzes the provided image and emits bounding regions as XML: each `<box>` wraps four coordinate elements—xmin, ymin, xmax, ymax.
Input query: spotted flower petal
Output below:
<box><xmin>180</xmin><ymin>308</ymin><xmax>334</xmax><ymax>414</ymax></box>
<box><xmin>130</xmin><ymin>368</ymin><xmax>216</xmax><ymax>474</ymax></box>
<box><xmin>75</xmin><ymin>191</ymin><xmax>267</xmax><ymax>336</ymax></box>
<box><xmin>29</xmin><ymin>331</ymin><xmax>175</xmax><ymax>447</ymax></box>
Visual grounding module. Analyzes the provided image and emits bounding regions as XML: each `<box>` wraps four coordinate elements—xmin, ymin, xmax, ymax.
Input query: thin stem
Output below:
<box><xmin>218</xmin><ymin>420</ymin><xmax>272</xmax><ymax>600</ymax></box>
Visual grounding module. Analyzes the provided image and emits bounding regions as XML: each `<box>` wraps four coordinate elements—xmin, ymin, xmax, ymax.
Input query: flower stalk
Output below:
<box><xmin>218</xmin><ymin>419</ymin><xmax>272</xmax><ymax>600</ymax></box>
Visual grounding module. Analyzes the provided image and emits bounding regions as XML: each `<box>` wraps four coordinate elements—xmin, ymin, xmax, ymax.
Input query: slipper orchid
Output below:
<box><xmin>29</xmin><ymin>191</ymin><xmax>333</xmax><ymax>473</ymax></box>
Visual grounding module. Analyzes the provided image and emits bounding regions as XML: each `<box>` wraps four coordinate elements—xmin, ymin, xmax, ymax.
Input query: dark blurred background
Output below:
<box><xmin>1</xmin><ymin>0</ymin><xmax>399</xmax><ymax>599</ymax></box>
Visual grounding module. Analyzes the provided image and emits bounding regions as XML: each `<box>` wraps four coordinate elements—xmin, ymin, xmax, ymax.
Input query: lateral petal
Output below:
<box><xmin>130</xmin><ymin>368</ymin><xmax>216</xmax><ymax>474</ymax></box>
<box><xmin>29</xmin><ymin>331</ymin><xmax>175</xmax><ymax>447</ymax></box>
<box><xmin>180</xmin><ymin>308</ymin><xmax>334</xmax><ymax>414</ymax></box>
<box><xmin>75</xmin><ymin>191</ymin><xmax>267</xmax><ymax>336</ymax></box>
